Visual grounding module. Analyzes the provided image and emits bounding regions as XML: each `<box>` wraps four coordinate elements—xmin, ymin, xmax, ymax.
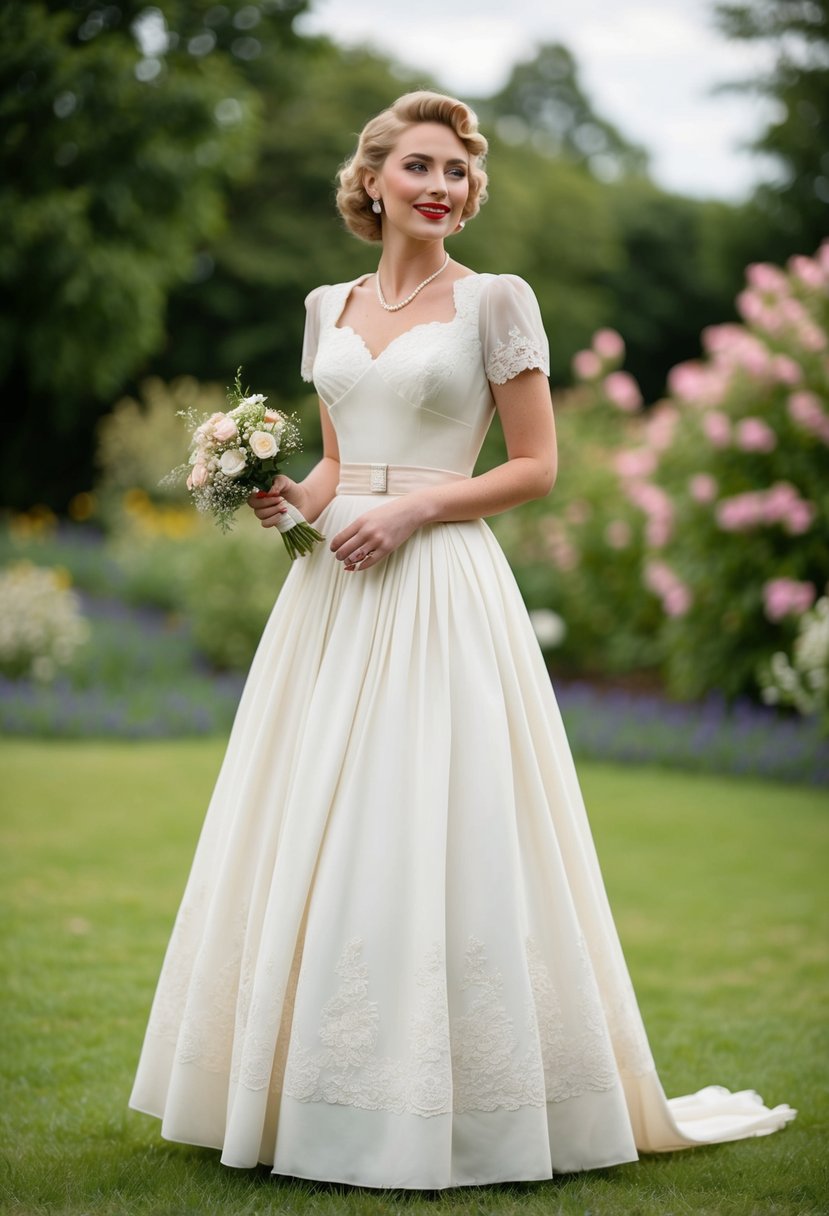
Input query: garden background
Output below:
<box><xmin>1</xmin><ymin>1</ymin><xmax>828</xmax><ymax>1214</ymax></box>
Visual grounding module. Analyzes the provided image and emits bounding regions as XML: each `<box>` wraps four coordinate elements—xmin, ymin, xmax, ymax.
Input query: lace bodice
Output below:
<box><xmin>300</xmin><ymin>273</ymin><xmax>550</xmax><ymax>476</ymax></box>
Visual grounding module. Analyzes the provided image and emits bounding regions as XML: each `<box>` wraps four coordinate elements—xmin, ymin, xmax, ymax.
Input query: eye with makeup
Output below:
<box><xmin>404</xmin><ymin>160</ymin><xmax>467</xmax><ymax>178</ymax></box>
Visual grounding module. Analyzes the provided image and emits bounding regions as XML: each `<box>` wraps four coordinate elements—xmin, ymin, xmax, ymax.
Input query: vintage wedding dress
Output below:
<box><xmin>129</xmin><ymin>273</ymin><xmax>795</xmax><ymax>1188</ymax></box>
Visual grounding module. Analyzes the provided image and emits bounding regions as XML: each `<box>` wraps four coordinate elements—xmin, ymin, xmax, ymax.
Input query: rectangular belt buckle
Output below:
<box><xmin>369</xmin><ymin>463</ymin><xmax>388</xmax><ymax>493</ymax></box>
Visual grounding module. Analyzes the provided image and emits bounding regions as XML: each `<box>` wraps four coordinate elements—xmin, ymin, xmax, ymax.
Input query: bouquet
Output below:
<box><xmin>167</xmin><ymin>368</ymin><xmax>324</xmax><ymax>559</ymax></box>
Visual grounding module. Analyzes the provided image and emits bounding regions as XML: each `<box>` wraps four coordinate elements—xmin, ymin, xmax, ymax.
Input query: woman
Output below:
<box><xmin>129</xmin><ymin>91</ymin><xmax>794</xmax><ymax>1189</ymax></box>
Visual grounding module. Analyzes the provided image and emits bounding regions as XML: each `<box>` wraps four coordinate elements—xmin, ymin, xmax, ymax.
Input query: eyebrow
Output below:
<box><xmin>400</xmin><ymin>152</ymin><xmax>468</xmax><ymax>166</ymax></box>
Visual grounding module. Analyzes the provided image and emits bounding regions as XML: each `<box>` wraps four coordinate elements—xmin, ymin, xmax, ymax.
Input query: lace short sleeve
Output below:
<box><xmin>479</xmin><ymin>275</ymin><xmax>550</xmax><ymax>385</ymax></box>
<box><xmin>300</xmin><ymin>285</ymin><xmax>329</xmax><ymax>383</ymax></box>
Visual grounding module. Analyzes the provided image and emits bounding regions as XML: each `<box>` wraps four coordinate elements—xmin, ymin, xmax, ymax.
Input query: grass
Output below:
<box><xmin>0</xmin><ymin>740</ymin><xmax>827</xmax><ymax>1216</ymax></box>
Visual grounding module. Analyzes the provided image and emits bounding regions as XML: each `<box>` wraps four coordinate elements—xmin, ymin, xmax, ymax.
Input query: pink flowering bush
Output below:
<box><xmin>500</xmin><ymin>242</ymin><xmax>829</xmax><ymax>708</ymax></box>
<box><xmin>612</xmin><ymin>241</ymin><xmax>829</xmax><ymax>703</ymax></box>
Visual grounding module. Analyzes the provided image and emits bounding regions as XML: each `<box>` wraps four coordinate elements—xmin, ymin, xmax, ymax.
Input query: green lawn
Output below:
<box><xmin>1</xmin><ymin>741</ymin><xmax>827</xmax><ymax>1216</ymax></box>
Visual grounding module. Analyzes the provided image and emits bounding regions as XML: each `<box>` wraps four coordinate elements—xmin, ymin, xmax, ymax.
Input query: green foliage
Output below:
<box><xmin>479</xmin><ymin>42</ymin><xmax>649</xmax><ymax>178</ymax></box>
<box><xmin>0</xmin><ymin>0</ymin><xmax>301</xmax><ymax>507</ymax></box>
<box><xmin>96</xmin><ymin>375</ymin><xmax>226</xmax><ymax>512</ymax></box>
<box><xmin>714</xmin><ymin>0</ymin><xmax>829</xmax><ymax>256</ymax></box>
<box><xmin>618</xmin><ymin>245</ymin><xmax>829</xmax><ymax>702</ymax></box>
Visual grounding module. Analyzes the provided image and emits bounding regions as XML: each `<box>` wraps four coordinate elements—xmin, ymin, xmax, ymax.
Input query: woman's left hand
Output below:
<box><xmin>330</xmin><ymin>498</ymin><xmax>425</xmax><ymax>571</ymax></box>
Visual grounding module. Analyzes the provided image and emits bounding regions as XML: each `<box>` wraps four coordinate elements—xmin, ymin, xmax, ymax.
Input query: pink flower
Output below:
<box><xmin>798</xmin><ymin>321</ymin><xmax>828</xmax><ymax>352</ymax></box>
<box><xmin>818</xmin><ymin>240</ymin><xmax>829</xmax><ymax>273</ymax></box>
<box><xmin>572</xmin><ymin>349</ymin><xmax>602</xmax><ymax>380</ymax></box>
<box><xmin>644</xmin><ymin>559</ymin><xmax>692</xmax><ymax>616</ymax></box>
<box><xmin>735</xmin><ymin>417</ymin><xmax>777</xmax><ymax>453</ymax></box>
<box><xmin>787</xmin><ymin>390</ymin><xmax>829</xmax><ymax>444</ymax></box>
<box><xmin>787</xmin><ymin>254</ymin><xmax>824</xmax><ymax>290</ymax></box>
<box><xmin>702</xmin><ymin>410</ymin><xmax>731</xmax><ymax>447</ymax></box>
<box><xmin>605</xmin><ymin>519</ymin><xmax>632</xmax><ymax>549</ymax></box>
<box><xmin>746</xmin><ymin>263</ymin><xmax>789</xmax><ymax>294</ymax></box>
<box><xmin>716</xmin><ymin>492</ymin><xmax>764</xmax><ymax>532</ymax></box>
<box><xmin>212</xmin><ymin>415</ymin><xmax>239</xmax><ymax>443</ymax></box>
<box><xmin>592</xmin><ymin>328</ymin><xmax>625</xmax><ymax>361</ymax></box>
<box><xmin>737</xmin><ymin>289</ymin><xmax>766</xmax><ymax>324</ymax></box>
<box><xmin>644</xmin><ymin>406</ymin><xmax>678</xmax><ymax>451</ymax></box>
<box><xmin>187</xmin><ymin>462</ymin><xmax>209</xmax><ymax>490</ymax></box>
<box><xmin>614</xmin><ymin>448</ymin><xmax>657</xmax><ymax>479</ymax></box>
<box><xmin>564</xmin><ymin>499</ymin><xmax>592</xmax><ymax>525</ymax></box>
<box><xmin>689</xmin><ymin>473</ymin><xmax>718</xmax><ymax>503</ymax></box>
<box><xmin>603</xmin><ymin>371</ymin><xmax>643</xmax><ymax>412</ymax></box>
<box><xmin>625</xmin><ymin>480</ymin><xmax>674</xmax><ymax>548</ymax></box>
<box><xmin>540</xmin><ymin>518</ymin><xmax>579</xmax><ymax>571</ymax></box>
<box><xmin>762</xmin><ymin>578</ymin><xmax>817</xmax><ymax>623</ymax></box>
<box><xmin>702</xmin><ymin>324</ymin><xmax>743</xmax><ymax>355</ymax></box>
<box><xmin>771</xmin><ymin>355</ymin><xmax>801</xmax><ymax>385</ymax></box>
<box><xmin>783</xmin><ymin>500</ymin><xmax>815</xmax><ymax>535</ymax></box>
<box><xmin>668</xmin><ymin>361</ymin><xmax>707</xmax><ymax>402</ymax></box>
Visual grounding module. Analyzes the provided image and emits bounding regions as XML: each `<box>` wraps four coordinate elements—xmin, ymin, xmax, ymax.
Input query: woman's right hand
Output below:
<box><xmin>247</xmin><ymin>475</ymin><xmax>305</xmax><ymax>528</ymax></box>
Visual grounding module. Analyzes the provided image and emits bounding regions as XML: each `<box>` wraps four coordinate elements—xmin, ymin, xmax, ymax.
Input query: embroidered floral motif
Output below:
<box><xmin>525</xmin><ymin>936</ymin><xmax>618</xmax><ymax>1101</ymax></box>
<box><xmin>282</xmin><ymin>934</ymin><xmax>621</xmax><ymax>1117</ymax></box>
<box><xmin>486</xmin><ymin>325</ymin><xmax>549</xmax><ymax>385</ymax></box>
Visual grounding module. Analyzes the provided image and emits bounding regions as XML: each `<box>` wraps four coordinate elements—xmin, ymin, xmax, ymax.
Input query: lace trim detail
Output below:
<box><xmin>486</xmin><ymin>326</ymin><xmax>549</xmax><ymax>385</ymax></box>
<box><xmin>526</xmin><ymin>936</ymin><xmax>618</xmax><ymax>1101</ymax></box>
<box><xmin>282</xmin><ymin>935</ymin><xmax>620</xmax><ymax>1116</ymax></box>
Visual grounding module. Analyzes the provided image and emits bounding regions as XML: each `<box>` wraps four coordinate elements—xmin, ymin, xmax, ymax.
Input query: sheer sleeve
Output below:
<box><xmin>300</xmin><ymin>285</ymin><xmax>329</xmax><ymax>383</ymax></box>
<box><xmin>479</xmin><ymin>274</ymin><xmax>550</xmax><ymax>385</ymax></box>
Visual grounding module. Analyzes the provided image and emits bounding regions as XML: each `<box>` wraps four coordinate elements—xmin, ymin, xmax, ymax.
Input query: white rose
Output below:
<box><xmin>249</xmin><ymin>430</ymin><xmax>278</xmax><ymax>460</ymax></box>
<box><xmin>219</xmin><ymin>448</ymin><xmax>247</xmax><ymax>477</ymax></box>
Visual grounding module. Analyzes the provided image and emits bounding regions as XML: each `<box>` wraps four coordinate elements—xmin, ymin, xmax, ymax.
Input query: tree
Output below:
<box><xmin>0</xmin><ymin>0</ymin><xmax>305</xmax><ymax>507</ymax></box>
<box><xmin>479</xmin><ymin>43</ymin><xmax>649</xmax><ymax>181</ymax></box>
<box><xmin>714</xmin><ymin>0</ymin><xmax>829</xmax><ymax>255</ymax></box>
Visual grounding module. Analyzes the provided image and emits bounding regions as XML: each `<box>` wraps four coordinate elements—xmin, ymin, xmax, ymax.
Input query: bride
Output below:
<box><xmin>129</xmin><ymin>90</ymin><xmax>795</xmax><ymax>1189</ymax></box>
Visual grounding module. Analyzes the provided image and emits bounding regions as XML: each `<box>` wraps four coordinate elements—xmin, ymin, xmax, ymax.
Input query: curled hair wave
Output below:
<box><xmin>336</xmin><ymin>90</ymin><xmax>488</xmax><ymax>244</ymax></box>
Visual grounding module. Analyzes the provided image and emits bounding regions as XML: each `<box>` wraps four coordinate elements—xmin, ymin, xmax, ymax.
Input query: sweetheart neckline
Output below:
<box><xmin>332</xmin><ymin>274</ymin><xmax>480</xmax><ymax>363</ymax></box>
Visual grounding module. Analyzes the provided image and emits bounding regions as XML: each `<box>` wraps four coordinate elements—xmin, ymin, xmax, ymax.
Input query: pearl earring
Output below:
<box><xmin>371</xmin><ymin>198</ymin><xmax>382</xmax><ymax>214</ymax></box>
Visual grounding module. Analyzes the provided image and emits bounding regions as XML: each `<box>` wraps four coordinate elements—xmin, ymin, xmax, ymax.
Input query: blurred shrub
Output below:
<box><xmin>0</xmin><ymin>562</ymin><xmax>88</xmax><ymax>681</ymax></box>
<box><xmin>494</xmin><ymin>330</ymin><xmax>660</xmax><ymax>679</ymax></box>
<box><xmin>95</xmin><ymin>375</ymin><xmax>226</xmax><ymax>516</ymax></box>
<box><xmin>639</xmin><ymin>243</ymin><xmax>829</xmax><ymax>700</ymax></box>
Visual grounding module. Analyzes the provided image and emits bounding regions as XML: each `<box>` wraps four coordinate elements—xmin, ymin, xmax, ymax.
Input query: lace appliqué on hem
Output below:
<box><xmin>486</xmin><ymin>326</ymin><xmax>549</xmax><ymax>385</ymax></box>
<box><xmin>282</xmin><ymin>935</ymin><xmax>621</xmax><ymax>1117</ymax></box>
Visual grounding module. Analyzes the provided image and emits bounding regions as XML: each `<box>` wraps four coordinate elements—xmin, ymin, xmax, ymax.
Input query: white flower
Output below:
<box><xmin>249</xmin><ymin>430</ymin><xmax>278</xmax><ymax>460</ymax></box>
<box><xmin>219</xmin><ymin>448</ymin><xmax>247</xmax><ymax>477</ymax></box>
<box><xmin>529</xmin><ymin>608</ymin><xmax>567</xmax><ymax>649</ymax></box>
<box><xmin>241</xmin><ymin>393</ymin><xmax>267</xmax><ymax>407</ymax></box>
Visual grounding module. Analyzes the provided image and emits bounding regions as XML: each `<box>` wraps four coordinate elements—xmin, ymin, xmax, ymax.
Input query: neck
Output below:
<box><xmin>376</xmin><ymin>236</ymin><xmax>448</xmax><ymax>299</ymax></box>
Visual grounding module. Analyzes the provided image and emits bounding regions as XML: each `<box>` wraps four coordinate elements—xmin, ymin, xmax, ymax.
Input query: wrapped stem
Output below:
<box><xmin>274</xmin><ymin>501</ymin><xmax>325</xmax><ymax>559</ymax></box>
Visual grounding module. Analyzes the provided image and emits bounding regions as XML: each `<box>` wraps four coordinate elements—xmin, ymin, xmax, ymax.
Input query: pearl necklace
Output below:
<box><xmin>375</xmin><ymin>253</ymin><xmax>450</xmax><ymax>312</ymax></box>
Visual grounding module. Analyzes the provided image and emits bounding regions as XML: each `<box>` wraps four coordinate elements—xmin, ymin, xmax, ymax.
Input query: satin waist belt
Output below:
<box><xmin>336</xmin><ymin>463</ymin><xmax>469</xmax><ymax>496</ymax></box>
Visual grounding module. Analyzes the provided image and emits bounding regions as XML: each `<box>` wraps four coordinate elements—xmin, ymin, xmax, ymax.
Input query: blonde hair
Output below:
<box><xmin>336</xmin><ymin>91</ymin><xmax>489</xmax><ymax>244</ymax></box>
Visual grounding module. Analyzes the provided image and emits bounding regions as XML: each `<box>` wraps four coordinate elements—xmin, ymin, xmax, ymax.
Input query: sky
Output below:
<box><xmin>295</xmin><ymin>0</ymin><xmax>783</xmax><ymax>202</ymax></box>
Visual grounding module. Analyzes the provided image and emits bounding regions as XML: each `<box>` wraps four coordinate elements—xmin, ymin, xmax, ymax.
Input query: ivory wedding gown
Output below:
<box><xmin>129</xmin><ymin>272</ymin><xmax>795</xmax><ymax>1188</ymax></box>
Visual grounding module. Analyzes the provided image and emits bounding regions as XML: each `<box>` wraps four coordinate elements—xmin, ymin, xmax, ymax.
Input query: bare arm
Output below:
<box><xmin>330</xmin><ymin>368</ymin><xmax>557</xmax><ymax>569</ymax></box>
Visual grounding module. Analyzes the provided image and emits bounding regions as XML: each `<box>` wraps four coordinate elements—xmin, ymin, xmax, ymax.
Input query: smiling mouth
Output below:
<box><xmin>414</xmin><ymin>204</ymin><xmax>450</xmax><ymax>219</ymax></box>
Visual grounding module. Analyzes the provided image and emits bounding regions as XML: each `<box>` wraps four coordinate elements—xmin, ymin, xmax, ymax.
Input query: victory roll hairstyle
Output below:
<box><xmin>336</xmin><ymin>91</ymin><xmax>489</xmax><ymax>243</ymax></box>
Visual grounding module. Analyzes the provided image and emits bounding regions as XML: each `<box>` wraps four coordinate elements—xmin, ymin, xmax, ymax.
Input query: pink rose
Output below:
<box><xmin>688</xmin><ymin>473</ymin><xmax>718</xmax><ymax>504</ymax></box>
<box><xmin>572</xmin><ymin>349</ymin><xmax>602</xmax><ymax>380</ymax></box>
<box><xmin>592</xmin><ymin>328</ymin><xmax>625</xmax><ymax>361</ymax></box>
<box><xmin>735</xmin><ymin>417</ymin><xmax>777</xmax><ymax>452</ymax></box>
<box><xmin>187</xmin><ymin>462</ymin><xmax>209</xmax><ymax>490</ymax></box>
<box><xmin>213</xmin><ymin>415</ymin><xmax>238</xmax><ymax>443</ymax></box>
<box><xmin>762</xmin><ymin>578</ymin><xmax>817</xmax><ymax>623</ymax></box>
<box><xmin>603</xmin><ymin>371</ymin><xmax>643</xmax><ymax>412</ymax></box>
